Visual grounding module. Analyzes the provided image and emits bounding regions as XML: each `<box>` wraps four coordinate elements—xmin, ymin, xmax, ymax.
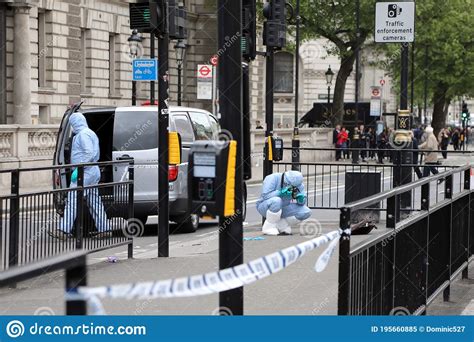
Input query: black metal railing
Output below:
<box><xmin>337</xmin><ymin>165</ymin><xmax>473</xmax><ymax>315</ymax></box>
<box><xmin>0</xmin><ymin>160</ymin><xmax>134</xmax><ymax>271</ymax></box>
<box><xmin>274</xmin><ymin>161</ymin><xmax>460</xmax><ymax>210</ymax></box>
<box><xmin>0</xmin><ymin>251</ymin><xmax>88</xmax><ymax>314</ymax></box>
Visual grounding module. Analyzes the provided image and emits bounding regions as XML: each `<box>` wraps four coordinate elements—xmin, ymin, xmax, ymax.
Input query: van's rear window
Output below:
<box><xmin>113</xmin><ymin>111</ymin><xmax>158</xmax><ymax>151</ymax></box>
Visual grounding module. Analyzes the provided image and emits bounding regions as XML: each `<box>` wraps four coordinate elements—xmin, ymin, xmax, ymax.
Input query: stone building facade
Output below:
<box><xmin>0</xmin><ymin>0</ymin><xmax>398</xmax><ymax>127</ymax></box>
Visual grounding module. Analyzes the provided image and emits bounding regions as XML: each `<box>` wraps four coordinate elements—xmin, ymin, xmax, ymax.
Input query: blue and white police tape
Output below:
<box><xmin>72</xmin><ymin>229</ymin><xmax>350</xmax><ymax>314</ymax></box>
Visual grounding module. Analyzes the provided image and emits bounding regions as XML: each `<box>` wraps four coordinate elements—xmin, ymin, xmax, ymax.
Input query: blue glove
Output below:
<box><xmin>279</xmin><ymin>186</ymin><xmax>293</xmax><ymax>198</ymax></box>
<box><xmin>71</xmin><ymin>169</ymin><xmax>78</xmax><ymax>183</ymax></box>
<box><xmin>296</xmin><ymin>193</ymin><xmax>306</xmax><ymax>205</ymax></box>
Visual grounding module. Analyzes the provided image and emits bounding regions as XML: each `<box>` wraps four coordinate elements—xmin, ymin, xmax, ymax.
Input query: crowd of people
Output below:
<box><xmin>333</xmin><ymin>124</ymin><xmax>470</xmax><ymax>177</ymax></box>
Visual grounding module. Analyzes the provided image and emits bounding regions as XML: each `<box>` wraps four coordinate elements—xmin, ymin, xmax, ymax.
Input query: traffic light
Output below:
<box><xmin>262</xmin><ymin>0</ymin><xmax>287</xmax><ymax>49</ymax></box>
<box><xmin>462</xmin><ymin>102</ymin><xmax>470</xmax><ymax>121</ymax></box>
<box><xmin>242</xmin><ymin>0</ymin><xmax>257</xmax><ymax>60</ymax></box>
<box><xmin>168</xmin><ymin>0</ymin><xmax>187</xmax><ymax>40</ymax></box>
<box><xmin>129</xmin><ymin>0</ymin><xmax>167</xmax><ymax>34</ymax></box>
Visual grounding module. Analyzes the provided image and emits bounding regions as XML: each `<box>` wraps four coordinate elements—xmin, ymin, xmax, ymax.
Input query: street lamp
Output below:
<box><xmin>128</xmin><ymin>29</ymin><xmax>143</xmax><ymax>106</ymax></box>
<box><xmin>174</xmin><ymin>40</ymin><xmax>187</xmax><ymax>106</ymax></box>
<box><xmin>325</xmin><ymin>66</ymin><xmax>334</xmax><ymax>107</ymax></box>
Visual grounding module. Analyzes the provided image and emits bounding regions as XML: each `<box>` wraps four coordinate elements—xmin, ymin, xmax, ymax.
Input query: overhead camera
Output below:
<box><xmin>387</xmin><ymin>4</ymin><xmax>402</xmax><ymax>18</ymax></box>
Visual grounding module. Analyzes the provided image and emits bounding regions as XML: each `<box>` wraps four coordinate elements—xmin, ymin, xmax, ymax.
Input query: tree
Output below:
<box><xmin>295</xmin><ymin>0</ymin><xmax>377</xmax><ymax>125</ymax></box>
<box><xmin>374</xmin><ymin>0</ymin><xmax>474</xmax><ymax>135</ymax></box>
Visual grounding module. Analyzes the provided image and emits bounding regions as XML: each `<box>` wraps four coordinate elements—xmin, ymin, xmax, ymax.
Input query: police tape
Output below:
<box><xmin>70</xmin><ymin>229</ymin><xmax>349</xmax><ymax>314</ymax></box>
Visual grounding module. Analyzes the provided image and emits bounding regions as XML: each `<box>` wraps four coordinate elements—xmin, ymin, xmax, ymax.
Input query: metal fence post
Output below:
<box><xmin>443</xmin><ymin>174</ymin><xmax>453</xmax><ymax>301</ymax></box>
<box><xmin>128</xmin><ymin>160</ymin><xmax>134</xmax><ymax>259</ymax></box>
<box><xmin>75</xmin><ymin>167</ymin><xmax>84</xmax><ymax>250</ymax></box>
<box><xmin>338</xmin><ymin>207</ymin><xmax>351</xmax><ymax>315</ymax></box>
<box><xmin>8</xmin><ymin>169</ymin><xmax>20</xmax><ymax>270</ymax></box>
<box><xmin>65</xmin><ymin>254</ymin><xmax>87</xmax><ymax>315</ymax></box>
<box><xmin>444</xmin><ymin>174</ymin><xmax>453</xmax><ymax>199</ymax></box>
<box><xmin>421</xmin><ymin>182</ymin><xmax>430</xmax><ymax>211</ymax></box>
<box><xmin>462</xmin><ymin>168</ymin><xmax>470</xmax><ymax>279</ymax></box>
<box><xmin>387</xmin><ymin>194</ymin><xmax>399</xmax><ymax>228</ymax></box>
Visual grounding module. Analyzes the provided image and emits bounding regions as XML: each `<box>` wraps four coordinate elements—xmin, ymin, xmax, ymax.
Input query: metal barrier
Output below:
<box><xmin>337</xmin><ymin>165</ymin><xmax>473</xmax><ymax>315</ymax></box>
<box><xmin>0</xmin><ymin>160</ymin><xmax>134</xmax><ymax>271</ymax></box>
<box><xmin>274</xmin><ymin>161</ymin><xmax>459</xmax><ymax>210</ymax></box>
<box><xmin>0</xmin><ymin>251</ymin><xmax>88</xmax><ymax>314</ymax></box>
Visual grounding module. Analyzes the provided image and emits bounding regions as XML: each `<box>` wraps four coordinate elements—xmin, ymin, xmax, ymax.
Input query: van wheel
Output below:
<box><xmin>172</xmin><ymin>214</ymin><xmax>199</xmax><ymax>234</ymax></box>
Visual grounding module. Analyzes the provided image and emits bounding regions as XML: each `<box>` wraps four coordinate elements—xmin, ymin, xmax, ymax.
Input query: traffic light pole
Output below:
<box><xmin>291</xmin><ymin>0</ymin><xmax>300</xmax><ymax>171</ymax></box>
<box><xmin>264</xmin><ymin>48</ymin><xmax>274</xmax><ymax>180</ymax></box>
<box><xmin>157</xmin><ymin>30</ymin><xmax>169</xmax><ymax>258</ymax></box>
<box><xmin>217</xmin><ymin>0</ymin><xmax>244</xmax><ymax>315</ymax></box>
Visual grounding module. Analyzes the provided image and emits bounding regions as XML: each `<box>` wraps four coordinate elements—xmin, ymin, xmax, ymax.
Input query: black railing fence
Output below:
<box><xmin>0</xmin><ymin>160</ymin><xmax>134</xmax><ymax>271</ymax></box>
<box><xmin>274</xmin><ymin>161</ymin><xmax>461</xmax><ymax>210</ymax></box>
<box><xmin>0</xmin><ymin>251</ymin><xmax>88</xmax><ymax>315</ymax></box>
<box><xmin>338</xmin><ymin>165</ymin><xmax>473</xmax><ymax>315</ymax></box>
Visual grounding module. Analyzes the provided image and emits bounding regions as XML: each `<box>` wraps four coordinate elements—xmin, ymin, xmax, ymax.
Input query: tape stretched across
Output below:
<box><xmin>78</xmin><ymin>230</ymin><xmax>342</xmax><ymax>303</ymax></box>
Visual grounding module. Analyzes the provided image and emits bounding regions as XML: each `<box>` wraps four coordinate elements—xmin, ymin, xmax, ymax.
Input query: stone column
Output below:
<box><xmin>12</xmin><ymin>5</ymin><xmax>32</xmax><ymax>124</ymax></box>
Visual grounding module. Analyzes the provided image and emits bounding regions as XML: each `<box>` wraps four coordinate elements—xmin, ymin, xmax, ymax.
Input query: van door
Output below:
<box><xmin>112</xmin><ymin>109</ymin><xmax>159</xmax><ymax>203</ymax></box>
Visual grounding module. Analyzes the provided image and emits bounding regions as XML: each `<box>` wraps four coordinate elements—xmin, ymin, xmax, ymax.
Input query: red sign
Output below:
<box><xmin>372</xmin><ymin>88</ymin><xmax>381</xmax><ymax>97</ymax></box>
<box><xmin>210</xmin><ymin>55</ymin><xmax>218</xmax><ymax>66</ymax></box>
<box><xmin>380</xmin><ymin>79</ymin><xmax>386</xmax><ymax>86</ymax></box>
<box><xmin>198</xmin><ymin>65</ymin><xmax>212</xmax><ymax>77</ymax></box>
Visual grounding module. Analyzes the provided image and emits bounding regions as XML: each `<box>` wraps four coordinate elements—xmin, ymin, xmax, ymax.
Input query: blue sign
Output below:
<box><xmin>132</xmin><ymin>58</ymin><xmax>158</xmax><ymax>81</ymax></box>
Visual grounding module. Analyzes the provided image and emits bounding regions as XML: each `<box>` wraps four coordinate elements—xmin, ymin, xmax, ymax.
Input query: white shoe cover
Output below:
<box><xmin>285</xmin><ymin>216</ymin><xmax>301</xmax><ymax>227</ymax></box>
<box><xmin>276</xmin><ymin>219</ymin><xmax>291</xmax><ymax>235</ymax></box>
<box><xmin>262</xmin><ymin>209</ymin><xmax>281</xmax><ymax>236</ymax></box>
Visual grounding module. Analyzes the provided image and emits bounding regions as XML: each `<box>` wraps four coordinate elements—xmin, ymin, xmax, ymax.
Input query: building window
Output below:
<box><xmin>37</xmin><ymin>10</ymin><xmax>46</xmax><ymax>87</ymax></box>
<box><xmin>274</xmin><ymin>52</ymin><xmax>294</xmax><ymax>93</ymax></box>
<box><xmin>0</xmin><ymin>5</ymin><xmax>6</xmax><ymax>124</ymax></box>
<box><xmin>109</xmin><ymin>33</ymin><xmax>121</xmax><ymax>97</ymax></box>
<box><xmin>80</xmin><ymin>28</ymin><xmax>91</xmax><ymax>94</ymax></box>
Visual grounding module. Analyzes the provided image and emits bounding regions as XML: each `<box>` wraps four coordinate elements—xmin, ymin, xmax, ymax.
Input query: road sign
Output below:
<box><xmin>380</xmin><ymin>79</ymin><xmax>386</xmax><ymax>86</ymax></box>
<box><xmin>132</xmin><ymin>58</ymin><xmax>158</xmax><ymax>81</ymax></box>
<box><xmin>375</xmin><ymin>2</ymin><xmax>415</xmax><ymax>43</ymax></box>
<box><xmin>370</xmin><ymin>86</ymin><xmax>382</xmax><ymax>117</ymax></box>
<box><xmin>210</xmin><ymin>55</ymin><xmax>219</xmax><ymax>66</ymax></box>
<box><xmin>197</xmin><ymin>64</ymin><xmax>213</xmax><ymax>100</ymax></box>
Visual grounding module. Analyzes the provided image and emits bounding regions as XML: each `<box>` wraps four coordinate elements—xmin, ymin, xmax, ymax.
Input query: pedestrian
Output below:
<box><xmin>333</xmin><ymin>124</ymin><xmax>341</xmax><ymax>161</ymax></box>
<box><xmin>411</xmin><ymin>130</ymin><xmax>423</xmax><ymax>179</ymax></box>
<box><xmin>255</xmin><ymin>120</ymin><xmax>264</xmax><ymax>129</ymax></box>
<box><xmin>376</xmin><ymin>130</ymin><xmax>387</xmax><ymax>164</ymax></box>
<box><xmin>368</xmin><ymin>128</ymin><xmax>376</xmax><ymax>160</ymax></box>
<box><xmin>49</xmin><ymin>113</ymin><xmax>111</xmax><ymax>240</ymax></box>
<box><xmin>460</xmin><ymin>128</ymin><xmax>466</xmax><ymax>150</ymax></box>
<box><xmin>359</xmin><ymin>125</ymin><xmax>368</xmax><ymax>162</ymax></box>
<box><xmin>419</xmin><ymin>126</ymin><xmax>440</xmax><ymax>177</ymax></box>
<box><xmin>337</xmin><ymin>127</ymin><xmax>349</xmax><ymax>160</ymax></box>
<box><xmin>452</xmin><ymin>129</ymin><xmax>460</xmax><ymax>150</ymax></box>
<box><xmin>256</xmin><ymin>171</ymin><xmax>311</xmax><ymax>236</ymax></box>
<box><xmin>438</xmin><ymin>128</ymin><xmax>449</xmax><ymax>159</ymax></box>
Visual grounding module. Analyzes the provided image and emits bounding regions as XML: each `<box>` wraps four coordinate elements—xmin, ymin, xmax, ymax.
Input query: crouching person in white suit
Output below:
<box><xmin>256</xmin><ymin>171</ymin><xmax>311</xmax><ymax>235</ymax></box>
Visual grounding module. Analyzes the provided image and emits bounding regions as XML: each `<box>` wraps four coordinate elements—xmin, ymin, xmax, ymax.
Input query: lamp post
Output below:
<box><xmin>174</xmin><ymin>40</ymin><xmax>187</xmax><ymax>106</ymax></box>
<box><xmin>292</xmin><ymin>0</ymin><xmax>301</xmax><ymax>171</ymax></box>
<box><xmin>128</xmin><ymin>29</ymin><xmax>143</xmax><ymax>106</ymax></box>
<box><xmin>325</xmin><ymin>66</ymin><xmax>334</xmax><ymax>109</ymax></box>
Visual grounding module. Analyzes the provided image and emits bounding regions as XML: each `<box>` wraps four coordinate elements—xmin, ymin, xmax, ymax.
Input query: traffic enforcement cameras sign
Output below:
<box><xmin>375</xmin><ymin>2</ymin><xmax>415</xmax><ymax>43</ymax></box>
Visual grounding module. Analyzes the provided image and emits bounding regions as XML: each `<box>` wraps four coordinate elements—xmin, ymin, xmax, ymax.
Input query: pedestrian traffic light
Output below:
<box><xmin>262</xmin><ymin>0</ymin><xmax>287</xmax><ymax>49</ymax></box>
<box><xmin>129</xmin><ymin>0</ymin><xmax>166</xmax><ymax>34</ymax></box>
<box><xmin>168</xmin><ymin>0</ymin><xmax>187</xmax><ymax>40</ymax></box>
<box><xmin>462</xmin><ymin>102</ymin><xmax>470</xmax><ymax>121</ymax></box>
<box><xmin>242</xmin><ymin>0</ymin><xmax>257</xmax><ymax>60</ymax></box>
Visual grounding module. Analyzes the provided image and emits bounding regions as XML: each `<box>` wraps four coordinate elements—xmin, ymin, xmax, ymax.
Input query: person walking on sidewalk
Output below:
<box><xmin>438</xmin><ymin>128</ymin><xmax>450</xmax><ymax>159</ymax></box>
<box><xmin>49</xmin><ymin>113</ymin><xmax>111</xmax><ymax>240</ymax></box>
<box><xmin>337</xmin><ymin>127</ymin><xmax>349</xmax><ymax>160</ymax></box>
<box><xmin>419</xmin><ymin>126</ymin><xmax>440</xmax><ymax>177</ymax></box>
